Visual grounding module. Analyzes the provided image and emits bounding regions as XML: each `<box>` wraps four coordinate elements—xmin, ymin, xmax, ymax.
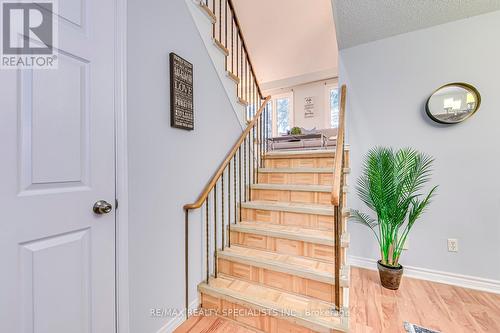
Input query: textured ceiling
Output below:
<box><xmin>232</xmin><ymin>0</ymin><xmax>338</xmax><ymax>85</ymax></box>
<box><xmin>332</xmin><ymin>0</ymin><xmax>500</xmax><ymax>49</ymax></box>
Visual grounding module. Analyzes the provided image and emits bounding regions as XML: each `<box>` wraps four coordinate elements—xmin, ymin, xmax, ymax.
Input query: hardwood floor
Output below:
<box><xmin>175</xmin><ymin>267</ymin><xmax>500</xmax><ymax>332</ymax></box>
<box><xmin>350</xmin><ymin>267</ymin><xmax>500</xmax><ymax>333</ymax></box>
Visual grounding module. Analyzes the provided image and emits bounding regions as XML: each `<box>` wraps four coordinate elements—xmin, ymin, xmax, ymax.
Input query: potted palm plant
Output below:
<box><xmin>351</xmin><ymin>147</ymin><xmax>438</xmax><ymax>290</ymax></box>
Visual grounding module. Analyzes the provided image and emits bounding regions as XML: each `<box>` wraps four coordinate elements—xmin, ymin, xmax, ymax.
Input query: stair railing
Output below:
<box><xmin>199</xmin><ymin>0</ymin><xmax>263</xmax><ymax>120</ymax></box>
<box><xmin>331</xmin><ymin>84</ymin><xmax>347</xmax><ymax>311</ymax></box>
<box><xmin>183</xmin><ymin>96</ymin><xmax>271</xmax><ymax>318</ymax></box>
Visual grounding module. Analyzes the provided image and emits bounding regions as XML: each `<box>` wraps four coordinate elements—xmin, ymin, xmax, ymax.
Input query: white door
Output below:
<box><xmin>0</xmin><ymin>0</ymin><xmax>117</xmax><ymax>332</ymax></box>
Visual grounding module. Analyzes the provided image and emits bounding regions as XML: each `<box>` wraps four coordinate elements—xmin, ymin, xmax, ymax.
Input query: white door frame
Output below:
<box><xmin>115</xmin><ymin>0</ymin><xmax>130</xmax><ymax>332</ymax></box>
<box><xmin>324</xmin><ymin>82</ymin><xmax>339</xmax><ymax>129</ymax></box>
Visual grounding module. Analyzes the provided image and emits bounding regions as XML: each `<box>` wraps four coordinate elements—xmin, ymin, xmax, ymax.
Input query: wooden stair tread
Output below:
<box><xmin>251</xmin><ymin>183</ymin><xmax>349</xmax><ymax>194</ymax></box>
<box><xmin>251</xmin><ymin>183</ymin><xmax>331</xmax><ymax>192</ymax></box>
<box><xmin>259</xmin><ymin>167</ymin><xmax>350</xmax><ymax>174</ymax></box>
<box><xmin>199</xmin><ymin>276</ymin><xmax>348</xmax><ymax>332</ymax></box>
<box><xmin>212</xmin><ymin>38</ymin><xmax>229</xmax><ymax>56</ymax></box>
<box><xmin>220</xmin><ymin>245</ymin><xmax>334</xmax><ymax>284</ymax></box>
<box><xmin>226</xmin><ymin>71</ymin><xmax>240</xmax><ymax>84</ymax></box>
<box><xmin>258</xmin><ymin>167</ymin><xmax>332</xmax><ymax>174</ymax></box>
<box><xmin>232</xmin><ymin>221</ymin><xmax>334</xmax><ymax>246</ymax></box>
<box><xmin>264</xmin><ymin>150</ymin><xmax>335</xmax><ymax>159</ymax></box>
<box><xmin>238</xmin><ymin>97</ymin><xmax>249</xmax><ymax>106</ymax></box>
<box><xmin>198</xmin><ymin>1</ymin><xmax>217</xmax><ymax>23</ymax></box>
<box><xmin>241</xmin><ymin>200</ymin><xmax>334</xmax><ymax>216</ymax></box>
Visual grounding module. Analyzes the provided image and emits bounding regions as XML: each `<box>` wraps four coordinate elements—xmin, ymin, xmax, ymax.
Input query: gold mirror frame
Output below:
<box><xmin>425</xmin><ymin>82</ymin><xmax>481</xmax><ymax>124</ymax></box>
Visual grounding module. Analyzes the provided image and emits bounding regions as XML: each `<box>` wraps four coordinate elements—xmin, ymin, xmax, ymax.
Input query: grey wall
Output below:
<box><xmin>339</xmin><ymin>11</ymin><xmax>500</xmax><ymax>280</ymax></box>
<box><xmin>127</xmin><ymin>0</ymin><xmax>242</xmax><ymax>331</ymax></box>
<box><xmin>265</xmin><ymin>79</ymin><xmax>339</xmax><ymax>131</ymax></box>
<box><xmin>293</xmin><ymin>81</ymin><xmax>330</xmax><ymax>130</ymax></box>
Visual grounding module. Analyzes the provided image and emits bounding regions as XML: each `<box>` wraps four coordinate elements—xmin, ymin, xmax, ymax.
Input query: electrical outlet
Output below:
<box><xmin>448</xmin><ymin>238</ymin><xmax>458</xmax><ymax>252</ymax></box>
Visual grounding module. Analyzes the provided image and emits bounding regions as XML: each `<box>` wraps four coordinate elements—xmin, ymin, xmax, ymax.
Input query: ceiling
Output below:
<box><xmin>332</xmin><ymin>0</ymin><xmax>500</xmax><ymax>49</ymax></box>
<box><xmin>232</xmin><ymin>0</ymin><xmax>338</xmax><ymax>88</ymax></box>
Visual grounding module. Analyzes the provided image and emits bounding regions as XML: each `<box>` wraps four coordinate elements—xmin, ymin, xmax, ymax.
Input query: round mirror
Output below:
<box><xmin>426</xmin><ymin>83</ymin><xmax>481</xmax><ymax>124</ymax></box>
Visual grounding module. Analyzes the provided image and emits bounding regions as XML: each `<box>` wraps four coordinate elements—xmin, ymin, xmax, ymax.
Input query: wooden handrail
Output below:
<box><xmin>331</xmin><ymin>85</ymin><xmax>347</xmax><ymax>206</ymax></box>
<box><xmin>226</xmin><ymin>0</ymin><xmax>263</xmax><ymax>99</ymax></box>
<box><xmin>184</xmin><ymin>95</ymin><xmax>271</xmax><ymax>211</ymax></box>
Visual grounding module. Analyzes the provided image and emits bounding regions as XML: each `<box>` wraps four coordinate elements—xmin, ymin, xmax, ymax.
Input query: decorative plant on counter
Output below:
<box><xmin>351</xmin><ymin>147</ymin><xmax>438</xmax><ymax>289</ymax></box>
<box><xmin>290</xmin><ymin>127</ymin><xmax>302</xmax><ymax>135</ymax></box>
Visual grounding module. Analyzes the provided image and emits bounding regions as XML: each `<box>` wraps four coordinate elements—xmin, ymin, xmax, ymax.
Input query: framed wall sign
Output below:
<box><xmin>304</xmin><ymin>96</ymin><xmax>315</xmax><ymax>118</ymax></box>
<box><xmin>170</xmin><ymin>53</ymin><xmax>194</xmax><ymax>130</ymax></box>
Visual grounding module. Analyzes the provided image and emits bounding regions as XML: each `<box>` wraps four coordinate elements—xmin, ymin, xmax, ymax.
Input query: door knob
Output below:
<box><xmin>93</xmin><ymin>200</ymin><xmax>113</xmax><ymax>214</ymax></box>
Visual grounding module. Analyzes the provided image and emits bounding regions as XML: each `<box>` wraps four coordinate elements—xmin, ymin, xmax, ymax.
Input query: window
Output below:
<box><xmin>329</xmin><ymin>87</ymin><xmax>340</xmax><ymax>128</ymax></box>
<box><xmin>267</xmin><ymin>92</ymin><xmax>293</xmax><ymax>137</ymax></box>
<box><xmin>276</xmin><ymin>97</ymin><xmax>290</xmax><ymax>135</ymax></box>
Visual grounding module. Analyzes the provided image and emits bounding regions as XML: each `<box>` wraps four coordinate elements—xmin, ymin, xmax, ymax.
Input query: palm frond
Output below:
<box><xmin>408</xmin><ymin>185</ymin><xmax>438</xmax><ymax>227</ymax></box>
<box><xmin>350</xmin><ymin>209</ymin><xmax>381</xmax><ymax>244</ymax></box>
<box><xmin>350</xmin><ymin>209</ymin><xmax>378</xmax><ymax>229</ymax></box>
<box><xmin>354</xmin><ymin>147</ymin><xmax>438</xmax><ymax>266</ymax></box>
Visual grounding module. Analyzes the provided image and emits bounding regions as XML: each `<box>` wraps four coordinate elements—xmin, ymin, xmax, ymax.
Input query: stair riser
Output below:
<box><xmin>218</xmin><ymin>258</ymin><xmax>334</xmax><ymax>303</ymax></box>
<box><xmin>230</xmin><ymin>231</ymin><xmax>334</xmax><ymax>261</ymax></box>
<box><xmin>258</xmin><ymin>172</ymin><xmax>333</xmax><ymax>186</ymax></box>
<box><xmin>264</xmin><ymin>157</ymin><xmax>334</xmax><ymax>169</ymax></box>
<box><xmin>201</xmin><ymin>293</ymin><xmax>330</xmax><ymax>333</ymax></box>
<box><xmin>241</xmin><ymin>207</ymin><xmax>334</xmax><ymax>230</ymax></box>
<box><xmin>251</xmin><ymin>188</ymin><xmax>332</xmax><ymax>205</ymax></box>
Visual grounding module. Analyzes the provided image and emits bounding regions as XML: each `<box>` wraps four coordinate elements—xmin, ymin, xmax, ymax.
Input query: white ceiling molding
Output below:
<box><xmin>332</xmin><ymin>0</ymin><xmax>500</xmax><ymax>49</ymax></box>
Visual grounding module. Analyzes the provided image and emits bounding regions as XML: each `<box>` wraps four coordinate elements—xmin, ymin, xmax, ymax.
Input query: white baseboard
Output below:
<box><xmin>348</xmin><ymin>255</ymin><xmax>500</xmax><ymax>294</ymax></box>
<box><xmin>156</xmin><ymin>299</ymin><xmax>199</xmax><ymax>333</ymax></box>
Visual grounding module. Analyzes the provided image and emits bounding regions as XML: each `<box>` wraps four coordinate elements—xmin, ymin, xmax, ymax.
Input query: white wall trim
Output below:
<box><xmin>115</xmin><ymin>0</ymin><xmax>130</xmax><ymax>332</ymax></box>
<box><xmin>348</xmin><ymin>255</ymin><xmax>500</xmax><ymax>294</ymax></box>
<box><xmin>268</xmin><ymin>92</ymin><xmax>294</xmax><ymax>136</ymax></box>
<box><xmin>323</xmin><ymin>82</ymin><xmax>339</xmax><ymax>129</ymax></box>
<box><xmin>156</xmin><ymin>299</ymin><xmax>200</xmax><ymax>333</ymax></box>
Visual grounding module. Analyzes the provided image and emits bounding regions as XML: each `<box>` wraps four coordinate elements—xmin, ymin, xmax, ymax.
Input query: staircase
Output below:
<box><xmin>197</xmin><ymin>148</ymin><xmax>350</xmax><ymax>333</ymax></box>
<box><xmin>181</xmin><ymin>1</ymin><xmax>350</xmax><ymax>332</ymax></box>
<box><xmin>182</xmin><ymin>90</ymin><xmax>351</xmax><ymax>332</ymax></box>
<box><xmin>186</xmin><ymin>0</ymin><xmax>264</xmax><ymax>123</ymax></box>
